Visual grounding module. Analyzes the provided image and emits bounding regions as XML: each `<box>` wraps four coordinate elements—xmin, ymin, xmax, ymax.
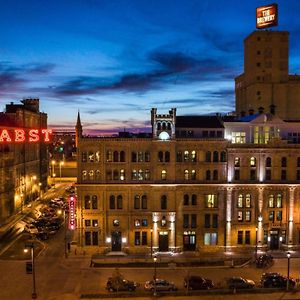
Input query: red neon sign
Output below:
<box><xmin>0</xmin><ymin>128</ymin><xmax>52</xmax><ymax>143</ymax></box>
<box><xmin>68</xmin><ymin>195</ymin><xmax>76</xmax><ymax>230</ymax></box>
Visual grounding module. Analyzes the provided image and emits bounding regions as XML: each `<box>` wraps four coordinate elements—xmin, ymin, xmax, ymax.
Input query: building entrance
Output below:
<box><xmin>159</xmin><ymin>232</ymin><xmax>169</xmax><ymax>252</ymax></box>
<box><xmin>270</xmin><ymin>230</ymin><xmax>279</xmax><ymax>250</ymax></box>
<box><xmin>111</xmin><ymin>231</ymin><xmax>122</xmax><ymax>251</ymax></box>
<box><xmin>183</xmin><ymin>231</ymin><xmax>196</xmax><ymax>251</ymax></box>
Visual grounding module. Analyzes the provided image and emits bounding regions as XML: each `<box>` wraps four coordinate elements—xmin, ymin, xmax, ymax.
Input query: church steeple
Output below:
<box><xmin>75</xmin><ymin>111</ymin><xmax>82</xmax><ymax>147</ymax></box>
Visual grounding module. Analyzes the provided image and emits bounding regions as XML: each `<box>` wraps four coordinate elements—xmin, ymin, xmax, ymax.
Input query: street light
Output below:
<box><xmin>153</xmin><ymin>255</ymin><xmax>157</xmax><ymax>296</ymax></box>
<box><xmin>51</xmin><ymin>160</ymin><xmax>56</xmax><ymax>177</ymax></box>
<box><xmin>59</xmin><ymin>161</ymin><xmax>64</xmax><ymax>184</ymax></box>
<box><xmin>57</xmin><ymin>209</ymin><xmax>68</xmax><ymax>258</ymax></box>
<box><xmin>53</xmin><ymin>173</ymin><xmax>56</xmax><ymax>188</ymax></box>
<box><xmin>38</xmin><ymin>182</ymin><xmax>42</xmax><ymax>200</ymax></box>
<box><xmin>150</xmin><ymin>229</ymin><xmax>153</xmax><ymax>258</ymax></box>
<box><xmin>24</xmin><ymin>242</ymin><xmax>37</xmax><ymax>299</ymax></box>
<box><xmin>287</xmin><ymin>251</ymin><xmax>291</xmax><ymax>291</ymax></box>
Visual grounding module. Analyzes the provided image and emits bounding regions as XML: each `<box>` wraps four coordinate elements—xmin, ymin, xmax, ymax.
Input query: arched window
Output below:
<box><xmin>157</xmin><ymin>122</ymin><xmax>161</xmax><ymax>130</ymax></box>
<box><xmin>165</xmin><ymin>151</ymin><xmax>170</xmax><ymax>162</ymax></box>
<box><xmin>158</xmin><ymin>151</ymin><xmax>164</xmax><ymax>162</ymax></box>
<box><xmin>213</xmin><ymin>151</ymin><xmax>219</xmax><ymax>162</ymax></box>
<box><xmin>113</xmin><ymin>151</ymin><xmax>119</xmax><ymax>162</ymax></box>
<box><xmin>237</xmin><ymin>194</ymin><xmax>243</xmax><ymax>208</ymax></box>
<box><xmin>92</xmin><ymin>195</ymin><xmax>98</xmax><ymax>209</ymax></box>
<box><xmin>220</xmin><ymin>151</ymin><xmax>226</xmax><ymax>162</ymax></box>
<box><xmin>268</xmin><ymin>194</ymin><xmax>274</xmax><ymax>208</ymax></box>
<box><xmin>95</xmin><ymin>170</ymin><xmax>100</xmax><ymax>181</ymax></box>
<box><xmin>266</xmin><ymin>157</ymin><xmax>272</xmax><ymax>167</ymax></box>
<box><xmin>82</xmin><ymin>170</ymin><xmax>87</xmax><ymax>181</ymax></box>
<box><xmin>161</xmin><ymin>195</ymin><xmax>167</xmax><ymax>209</ymax></box>
<box><xmin>84</xmin><ymin>195</ymin><xmax>91</xmax><ymax>209</ymax></box>
<box><xmin>109</xmin><ymin>195</ymin><xmax>115</xmax><ymax>209</ymax></box>
<box><xmin>191</xmin><ymin>170</ymin><xmax>196</xmax><ymax>180</ymax></box>
<box><xmin>213</xmin><ymin>170</ymin><xmax>218</xmax><ymax>180</ymax></box>
<box><xmin>89</xmin><ymin>170</ymin><xmax>94</xmax><ymax>180</ymax></box>
<box><xmin>106</xmin><ymin>150</ymin><xmax>113</xmax><ymax>162</ymax></box>
<box><xmin>120</xmin><ymin>169</ymin><xmax>125</xmax><ymax>180</ymax></box>
<box><xmin>184</xmin><ymin>151</ymin><xmax>189</xmax><ymax>162</ymax></box>
<box><xmin>206</xmin><ymin>170</ymin><xmax>211</xmax><ymax>180</ymax></box>
<box><xmin>276</xmin><ymin>194</ymin><xmax>282</xmax><ymax>208</ymax></box>
<box><xmin>191</xmin><ymin>150</ymin><xmax>196</xmax><ymax>162</ymax></box>
<box><xmin>205</xmin><ymin>151</ymin><xmax>211</xmax><ymax>162</ymax></box>
<box><xmin>142</xmin><ymin>195</ymin><xmax>147</xmax><ymax>209</ymax></box>
<box><xmin>131</xmin><ymin>152</ymin><xmax>137</xmax><ymax>162</ymax></box>
<box><xmin>161</xmin><ymin>170</ymin><xmax>167</xmax><ymax>180</ymax></box>
<box><xmin>191</xmin><ymin>194</ymin><xmax>197</xmax><ymax>205</ymax></box>
<box><xmin>82</xmin><ymin>152</ymin><xmax>87</xmax><ymax>162</ymax></box>
<box><xmin>183</xmin><ymin>194</ymin><xmax>189</xmax><ymax>205</ymax></box>
<box><xmin>167</xmin><ymin>122</ymin><xmax>171</xmax><ymax>130</ymax></box>
<box><xmin>138</xmin><ymin>169</ymin><xmax>144</xmax><ymax>180</ymax></box>
<box><xmin>245</xmin><ymin>194</ymin><xmax>251</xmax><ymax>207</ymax></box>
<box><xmin>177</xmin><ymin>151</ymin><xmax>182</xmax><ymax>162</ymax></box>
<box><xmin>145</xmin><ymin>151</ymin><xmax>150</xmax><ymax>162</ymax></box>
<box><xmin>162</xmin><ymin>122</ymin><xmax>166</xmax><ymax>130</ymax></box>
<box><xmin>281</xmin><ymin>157</ymin><xmax>287</xmax><ymax>167</ymax></box>
<box><xmin>120</xmin><ymin>151</ymin><xmax>126</xmax><ymax>162</ymax></box>
<box><xmin>134</xmin><ymin>195</ymin><xmax>140</xmax><ymax>209</ymax></box>
<box><xmin>117</xmin><ymin>195</ymin><xmax>123</xmax><ymax>209</ymax></box>
<box><xmin>184</xmin><ymin>169</ymin><xmax>189</xmax><ymax>180</ymax></box>
<box><xmin>132</xmin><ymin>169</ymin><xmax>137</xmax><ymax>180</ymax></box>
<box><xmin>250</xmin><ymin>157</ymin><xmax>256</xmax><ymax>167</ymax></box>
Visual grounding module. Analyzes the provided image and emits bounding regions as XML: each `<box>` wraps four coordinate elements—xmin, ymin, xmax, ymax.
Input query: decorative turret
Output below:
<box><xmin>151</xmin><ymin>107</ymin><xmax>176</xmax><ymax>140</ymax></box>
<box><xmin>75</xmin><ymin>111</ymin><xmax>82</xmax><ymax>147</ymax></box>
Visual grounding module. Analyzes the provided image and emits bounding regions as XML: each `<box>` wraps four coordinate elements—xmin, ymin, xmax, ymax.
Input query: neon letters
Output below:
<box><xmin>0</xmin><ymin>128</ymin><xmax>52</xmax><ymax>143</ymax></box>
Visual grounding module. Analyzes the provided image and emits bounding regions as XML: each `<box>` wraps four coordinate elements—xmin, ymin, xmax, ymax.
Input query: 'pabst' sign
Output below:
<box><xmin>68</xmin><ymin>195</ymin><xmax>76</xmax><ymax>230</ymax></box>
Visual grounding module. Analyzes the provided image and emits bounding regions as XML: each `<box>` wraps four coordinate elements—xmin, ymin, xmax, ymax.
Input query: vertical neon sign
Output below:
<box><xmin>68</xmin><ymin>195</ymin><xmax>76</xmax><ymax>230</ymax></box>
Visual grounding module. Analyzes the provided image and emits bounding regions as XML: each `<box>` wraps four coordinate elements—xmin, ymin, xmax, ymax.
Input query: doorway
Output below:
<box><xmin>159</xmin><ymin>232</ymin><xmax>169</xmax><ymax>252</ymax></box>
<box><xmin>270</xmin><ymin>230</ymin><xmax>279</xmax><ymax>250</ymax></box>
<box><xmin>111</xmin><ymin>231</ymin><xmax>122</xmax><ymax>251</ymax></box>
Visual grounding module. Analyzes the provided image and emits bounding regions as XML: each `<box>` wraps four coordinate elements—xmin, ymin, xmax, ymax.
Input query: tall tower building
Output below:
<box><xmin>235</xmin><ymin>30</ymin><xmax>300</xmax><ymax>119</ymax></box>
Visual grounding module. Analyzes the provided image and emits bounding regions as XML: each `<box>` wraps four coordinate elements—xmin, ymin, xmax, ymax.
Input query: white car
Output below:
<box><xmin>24</xmin><ymin>224</ymin><xmax>38</xmax><ymax>234</ymax></box>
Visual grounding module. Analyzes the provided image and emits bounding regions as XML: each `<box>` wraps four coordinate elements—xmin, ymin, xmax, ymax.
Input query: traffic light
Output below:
<box><xmin>59</xmin><ymin>146</ymin><xmax>64</xmax><ymax>153</ymax></box>
<box><xmin>26</xmin><ymin>261</ymin><xmax>32</xmax><ymax>274</ymax></box>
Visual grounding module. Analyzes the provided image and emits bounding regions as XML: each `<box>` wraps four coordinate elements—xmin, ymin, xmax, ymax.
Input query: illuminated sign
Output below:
<box><xmin>68</xmin><ymin>195</ymin><xmax>76</xmax><ymax>230</ymax></box>
<box><xmin>0</xmin><ymin>128</ymin><xmax>52</xmax><ymax>143</ymax></box>
<box><xmin>256</xmin><ymin>3</ymin><xmax>278</xmax><ymax>29</ymax></box>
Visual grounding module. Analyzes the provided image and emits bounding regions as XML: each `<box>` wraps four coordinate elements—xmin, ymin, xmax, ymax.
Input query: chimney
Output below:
<box><xmin>249</xmin><ymin>109</ymin><xmax>254</xmax><ymax>115</ymax></box>
<box><xmin>258</xmin><ymin>106</ymin><xmax>264</xmax><ymax>114</ymax></box>
<box><xmin>270</xmin><ymin>104</ymin><xmax>276</xmax><ymax>115</ymax></box>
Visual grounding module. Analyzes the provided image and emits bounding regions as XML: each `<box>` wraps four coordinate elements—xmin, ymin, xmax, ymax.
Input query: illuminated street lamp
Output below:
<box><xmin>51</xmin><ymin>160</ymin><xmax>56</xmax><ymax>177</ymax></box>
<box><xmin>57</xmin><ymin>209</ymin><xmax>68</xmax><ymax>258</ymax></box>
<box><xmin>24</xmin><ymin>242</ymin><xmax>37</xmax><ymax>299</ymax></box>
<box><xmin>38</xmin><ymin>182</ymin><xmax>42</xmax><ymax>200</ymax></box>
<box><xmin>153</xmin><ymin>255</ymin><xmax>157</xmax><ymax>296</ymax></box>
<box><xmin>287</xmin><ymin>251</ymin><xmax>291</xmax><ymax>291</ymax></box>
<box><xmin>59</xmin><ymin>161</ymin><xmax>64</xmax><ymax>184</ymax></box>
<box><xmin>150</xmin><ymin>228</ymin><xmax>153</xmax><ymax>258</ymax></box>
<box><xmin>255</xmin><ymin>227</ymin><xmax>258</xmax><ymax>260</ymax></box>
<box><xmin>53</xmin><ymin>173</ymin><xmax>56</xmax><ymax>188</ymax></box>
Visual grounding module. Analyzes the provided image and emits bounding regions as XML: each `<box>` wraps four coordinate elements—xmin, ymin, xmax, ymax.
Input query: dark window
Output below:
<box><xmin>213</xmin><ymin>170</ymin><xmax>218</xmax><ymax>180</ymax></box>
<box><xmin>297</xmin><ymin>157</ymin><xmax>300</xmax><ymax>167</ymax></box>
<box><xmin>220</xmin><ymin>151</ymin><xmax>226</xmax><ymax>162</ymax></box>
<box><xmin>297</xmin><ymin>170</ymin><xmax>300</xmax><ymax>180</ymax></box>
<box><xmin>269</xmin><ymin>211</ymin><xmax>274</xmax><ymax>222</ymax></box>
<box><xmin>205</xmin><ymin>151</ymin><xmax>211</xmax><ymax>162</ymax></box>
<box><xmin>209</xmin><ymin>131</ymin><xmax>215</xmax><ymax>137</ymax></box>
<box><xmin>85</xmin><ymin>232</ymin><xmax>91</xmax><ymax>246</ymax></box>
<box><xmin>134</xmin><ymin>195</ymin><xmax>140</xmax><ymax>209</ymax></box>
<box><xmin>141</xmin><ymin>195</ymin><xmax>147</xmax><ymax>209</ymax></box>
<box><xmin>281</xmin><ymin>170</ymin><xmax>287</xmax><ymax>181</ymax></box>
<box><xmin>142</xmin><ymin>232</ymin><xmax>147</xmax><ymax>245</ymax></box>
<box><xmin>276</xmin><ymin>211</ymin><xmax>282</xmax><ymax>221</ymax></box>
<box><xmin>203</xmin><ymin>131</ymin><xmax>208</xmax><ymax>137</ymax></box>
<box><xmin>234</xmin><ymin>169</ymin><xmax>240</xmax><ymax>180</ymax></box>
<box><xmin>245</xmin><ymin>231</ymin><xmax>250</xmax><ymax>245</ymax></box>
<box><xmin>237</xmin><ymin>231</ymin><xmax>243</xmax><ymax>244</ymax></box>
<box><xmin>250</xmin><ymin>169</ymin><xmax>256</xmax><ymax>181</ymax></box>
<box><xmin>266</xmin><ymin>169</ymin><xmax>271</xmax><ymax>180</ymax></box>
<box><xmin>191</xmin><ymin>214</ymin><xmax>197</xmax><ymax>228</ymax></box>
<box><xmin>135</xmin><ymin>232</ymin><xmax>140</xmax><ymax>245</ymax></box>
<box><xmin>213</xmin><ymin>151</ymin><xmax>218</xmax><ymax>162</ymax></box>
<box><xmin>183</xmin><ymin>214</ymin><xmax>189</xmax><ymax>228</ymax></box>
<box><xmin>191</xmin><ymin>194</ymin><xmax>197</xmax><ymax>205</ymax></box>
<box><xmin>266</xmin><ymin>157</ymin><xmax>272</xmax><ymax>167</ymax></box>
<box><xmin>165</xmin><ymin>151</ymin><xmax>170</xmax><ymax>162</ymax></box>
<box><xmin>206</xmin><ymin>170</ymin><xmax>211</xmax><ymax>180</ymax></box>
<box><xmin>120</xmin><ymin>151</ymin><xmax>125</xmax><ymax>162</ymax></box>
<box><xmin>161</xmin><ymin>195</ymin><xmax>167</xmax><ymax>209</ymax></box>
<box><xmin>217</xmin><ymin>131</ymin><xmax>222</xmax><ymax>138</ymax></box>
<box><xmin>145</xmin><ymin>151</ymin><xmax>150</xmax><ymax>162</ymax></box>
<box><xmin>113</xmin><ymin>151</ymin><xmax>118</xmax><ymax>162</ymax></box>
<box><xmin>84</xmin><ymin>195</ymin><xmax>91</xmax><ymax>209</ymax></box>
<box><xmin>92</xmin><ymin>195</ymin><xmax>98</xmax><ymax>209</ymax></box>
<box><xmin>176</xmin><ymin>151</ymin><xmax>182</xmax><ymax>162</ymax></box>
<box><xmin>183</xmin><ymin>194</ymin><xmax>189</xmax><ymax>206</ymax></box>
<box><xmin>109</xmin><ymin>195</ymin><xmax>115</xmax><ymax>209</ymax></box>
<box><xmin>158</xmin><ymin>151</ymin><xmax>163</xmax><ymax>162</ymax></box>
<box><xmin>141</xmin><ymin>219</ymin><xmax>148</xmax><ymax>226</ymax></box>
<box><xmin>204</xmin><ymin>214</ymin><xmax>210</xmax><ymax>228</ymax></box>
<box><xmin>281</xmin><ymin>157</ymin><xmax>287</xmax><ymax>167</ymax></box>
<box><xmin>212</xmin><ymin>214</ymin><xmax>218</xmax><ymax>228</ymax></box>
<box><xmin>131</xmin><ymin>152</ymin><xmax>137</xmax><ymax>162</ymax></box>
<box><xmin>92</xmin><ymin>232</ymin><xmax>98</xmax><ymax>245</ymax></box>
<box><xmin>117</xmin><ymin>195</ymin><xmax>122</xmax><ymax>209</ymax></box>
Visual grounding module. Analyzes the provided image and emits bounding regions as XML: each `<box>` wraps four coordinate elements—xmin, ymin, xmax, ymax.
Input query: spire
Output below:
<box><xmin>75</xmin><ymin>110</ymin><xmax>82</xmax><ymax>147</ymax></box>
<box><xmin>76</xmin><ymin>110</ymin><xmax>82</xmax><ymax>128</ymax></box>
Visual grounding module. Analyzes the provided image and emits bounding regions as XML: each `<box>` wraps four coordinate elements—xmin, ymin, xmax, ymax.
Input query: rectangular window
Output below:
<box><xmin>238</xmin><ymin>211</ymin><xmax>243</xmax><ymax>222</ymax></box>
<box><xmin>85</xmin><ymin>220</ymin><xmax>91</xmax><ymax>227</ymax></box>
<box><xmin>212</xmin><ymin>214</ymin><xmax>218</xmax><ymax>228</ymax></box>
<box><xmin>231</xmin><ymin>132</ymin><xmax>246</xmax><ymax>144</ymax></box>
<box><xmin>297</xmin><ymin>170</ymin><xmax>300</xmax><ymax>180</ymax></box>
<box><xmin>281</xmin><ymin>170</ymin><xmax>287</xmax><ymax>180</ymax></box>
<box><xmin>191</xmin><ymin>214</ymin><xmax>197</xmax><ymax>228</ymax></box>
<box><xmin>237</xmin><ymin>231</ymin><xmax>243</xmax><ymax>244</ymax></box>
<box><xmin>234</xmin><ymin>169</ymin><xmax>240</xmax><ymax>180</ymax></box>
<box><xmin>117</xmin><ymin>197</ymin><xmax>122</xmax><ymax>209</ymax></box>
<box><xmin>204</xmin><ymin>233</ymin><xmax>217</xmax><ymax>245</ymax></box>
<box><xmin>266</xmin><ymin>169</ymin><xmax>271</xmax><ymax>180</ymax></box>
<box><xmin>276</xmin><ymin>211</ymin><xmax>282</xmax><ymax>221</ymax></box>
<box><xmin>135</xmin><ymin>232</ymin><xmax>140</xmax><ymax>245</ymax></box>
<box><xmin>84</xmin><ymin>196</ymin><xmax>91</xmax><ymax>209</ymax></box>
<box><xmin>141</xmin><ymin>219</ymin><xmax>148</xmax><ymax>227</ymax></box>
<box><xmin>250</xmin><ymin>169</ymin><xmax>256</xmax><ymax>181</ymax></box>
<box><xmin>245</xmin><ymin>211</ymin><xmax>251</xmax><ymax>222</ymax></box>
<box><xmin>85</xmin><ymin>232</ymin><xmax>91</xmax><ymax>246</ymax></box>
<box><xmin>142</xmin><ymin>232</ymin><xmax>147</xmax><ymax>245</ymax></box>
<box><xmin>183</xmin><ymin>214</ymin><xmax>189</xmax><ymax>228</ymax></box>
<box><xmin>92</xmin><ymin>196</ymin><xmax>98</xmax><ymax>209</ymax></box>
<box><xmin>205</xmin><ymin>194</ymin><xmax>218</xmax><ymax>208</ymax></box>
<box><xmin>92</xmin><ymin>220</ymin><xmax>98</xmax><ymax>227</ymax></box>
<box><xmin>92</xmin><ymin>232</ymin><xmax>98</xmax><ymax>245</ymax></box>
<box><xmin>134</xmin><ymin>196</ymin><xmax>140</xmax><ymax>209</ymax></box>
<box><xmin>211</xmin><ymin>233</ymin><xmax>218</xmax><ymax>245</ymax></box>
<box><xmin>245</xmin><ymin>231</ymin><xmax>250</xmax><ymax>245</ymax></box>
<box><xmin>269</xmin><ymin>211</ymin><xmax>274</xmax><ymax>222</ymax></box>
<box><xmin>142</xmin><ymin>196</ymin><xmax>147</xmax><ymax>209</ymax></box>
<box><xmin>204</xmin><ymin>214</ymin><xmax>210</xmax><ymax>228</ymax></box>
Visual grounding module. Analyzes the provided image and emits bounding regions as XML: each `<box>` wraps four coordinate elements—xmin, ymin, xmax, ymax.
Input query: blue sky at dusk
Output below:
<box><xmin>0</xmin><ymin>0</ymin><xmax>300</xmax><ymax>134</ymax></box>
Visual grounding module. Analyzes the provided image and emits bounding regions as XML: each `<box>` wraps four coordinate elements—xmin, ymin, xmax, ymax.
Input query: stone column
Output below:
<box><xmin>226</xmin><ymin>187</ymin><xmax>232</xmax><ymax>249</ymax></box>
<box><xmin>257</xmin><ymin>187</ymin><xmax>264</xmax><ymax>245</ymax></box>
<box><xmin>288</xmin><ymin>186</ymin><xmax>296</xmax><ymax>245</ymax></box>
<box><xmin>169</xmin><ymin>212</ymin><xmax>176</xmax><ymax>248</ymax></box>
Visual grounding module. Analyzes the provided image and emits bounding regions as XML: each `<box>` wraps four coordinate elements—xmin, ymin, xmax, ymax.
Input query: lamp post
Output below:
<box><xmin>57</xmin><ymin>209</ymin><xmax>68</xmax><ymax>258</ymax></box>
<box><xmin>153</xmin><ymin>255</ymin><xmax>157</xmax><ymax>296</ymax></box>
<box><xmin>287</xmin><ymin>251</ymin><xmax>291</xmax><ymax>291</ymax></box>
<box><xmin>38</xmin><ymin>183</ymin><xmax>42</xmax><ymax>200</ymax></box>
<box><xmin>59</xmin><ymin>161</ymin><xmax>64</xmax><ymax>184</ymax></box>
<box><xmin>53</xmin><ymin>173</ymin><xmax>56</xmax><ymax>188</ymax></box>
<box><xmin>255</xmin><ymin>227</ymin><xmax>258</xmax><ymax>260</ymax></box>
<box><xmin>24</xmin><ymin>242</ymin><xmax>37</xmax><ymax>299</ymax></box>
<box><xmin>150</xmin><ymin>229</ymin><xmax>153</xmax><ymax>258</ymax></box>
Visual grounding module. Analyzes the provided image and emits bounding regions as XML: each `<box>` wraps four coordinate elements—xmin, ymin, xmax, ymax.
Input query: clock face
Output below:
<box><xmin>158</xmin><ymin>131</ymin><xmax>170</xmax><ymax>140</ymax></box>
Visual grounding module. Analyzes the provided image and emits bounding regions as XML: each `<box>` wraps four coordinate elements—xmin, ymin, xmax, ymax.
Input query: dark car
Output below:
<box><xmin>256</xmin><ymin>254</ymin><xmax>273</xmax><ymax>268</ymax></box>
<box><xmin>184</xmin><ymin>276</ymin><xmax>214</xmax><ymax>290</ymax></box>
<box><xmin>36</xmin><ymin>231</ymin><xmax>49</xmax><ymax>240</ymax></box>
<box><xmin>227</xmin><ymin>277</ymin><xmax>255</xmax><ymax>289</ymax></box>
<box><xmin>145</xmin><ymin>279</ymin><xmax>177</xmax><ymax>291</ymax></box>
<box><xmin>106</xmin><ymin>276</ymin><xmax>138</xmax><ymax>292</ymax></box>
<box><xmin>261</xmin><ymin>273</ymin><xmax>296</xmax><ymax>289</ymax></box>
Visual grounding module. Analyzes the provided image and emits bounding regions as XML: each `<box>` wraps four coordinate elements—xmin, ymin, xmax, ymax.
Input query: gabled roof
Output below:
<box><xmin>250</xmin><ymin>113</ymin><xmax>285</xmax><ymax>124</ymax></box>
<box><xmin>176</xmin><ymin>116</ymin><xmax>224</xmax><ymax>128</ymax></box>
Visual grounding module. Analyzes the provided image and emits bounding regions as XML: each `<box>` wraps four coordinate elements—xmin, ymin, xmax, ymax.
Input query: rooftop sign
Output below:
<box><xmin>256</xmin><ymin>3</ymin><xmax>278</xmax><ymax>29</ymax></box>
<box><xmin>0</xmin><ymin>128</ymin><xmax>52</xmax><ymax>143</ymax></box>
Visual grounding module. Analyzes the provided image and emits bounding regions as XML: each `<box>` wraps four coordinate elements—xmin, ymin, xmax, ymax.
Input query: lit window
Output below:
<box><xmin>269</xmin><ymin>195</ymin><xmax>274</xmax><ymax>208</ymax></box>
<box><xmin>205</xmin><ymin>194</ymin><xmax>218</xmax><ymax>208</ymax></box>
<box><xmin>238</xmin><ymin>211</ymin><xmax>243</xmax><ymax>222</ymax></box>
<box><xmin>113</xmin><ymin>220</ymin><xmax>120</xmax><ymax>226</ymax></box>
<box><xmin>134</xmin><ymin>219</ymin><xmax>141</xmax><ymax>227</ymax></box>
<box><xmin>237</xmin><ymin>194</ymin><xmax>243</xmax><ymax>208</ymax></box>
<box><xmin>161</xmin><ymin>170</ymin><xmax>167</xmax><ymax>180</ymax></box>
<box><xmin>232</xmin><ymin>132</ymin><xmax>246</xmax><ymax>144</ymax></box>
<box><xmin>245</xmin><ymin>194</ymin><xmax>251</xmax><ymax>207</ymax></box>
<box><xmin>250</xmin><ymin>157</ymin><xmax>256</xmax><ymax>167</ymax></box>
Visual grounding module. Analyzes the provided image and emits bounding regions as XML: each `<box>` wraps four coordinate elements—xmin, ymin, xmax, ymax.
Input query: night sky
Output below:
<box><xmin>0</xmin><ymin>0</ymin><xmax>299</xmax><ymax>134</ymax></box>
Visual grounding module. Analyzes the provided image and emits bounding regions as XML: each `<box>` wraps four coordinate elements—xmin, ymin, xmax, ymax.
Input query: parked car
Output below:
<box><xmin>106</xmin><ymin>275</ymin><xmax>138</xmax><ymax>292</ymax></box>
<box><xmin>23</xmin><ymin>224</ymin><xmax>38</xmax><ymax>234</ymax></box>
<box><xmin>184</xmin><ymin>276</ymin><xmax>214</xmax><ymax>290</ymax></box>
<box><xmin>256</xmin><ymin>254</ymin><xmax>273</xmax><ymax>268</ymax></box>
<box><xmin>227</xmin><ymin>277</ymin><xmax>255</xmax><ymax>289</ymax></box>
<box><xmin>36</xmin><ymin>231</ymin><xmax>49</xmax><ymax>240</ymax></box>
<box><xmin>145</xmin><ymin>279</ymin><xmax>177</xmax><ymax>292</ymax></box>
<box><xmin>261</xmin><ymin>273</ymin><xmax>296</xmax><ymax>289</ymax></box>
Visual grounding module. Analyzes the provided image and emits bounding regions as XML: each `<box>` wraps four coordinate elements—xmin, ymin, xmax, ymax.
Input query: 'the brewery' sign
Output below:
<box><xmin>256</xmin><ymin>3</ymin><xmax>278</xmax><ymax>29</ymax></box>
